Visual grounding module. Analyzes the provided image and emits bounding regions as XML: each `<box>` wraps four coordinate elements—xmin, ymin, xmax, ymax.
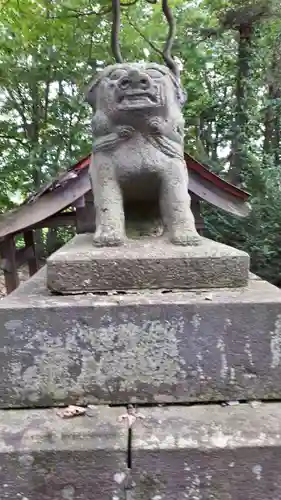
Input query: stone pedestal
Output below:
<box><xmin>46</xmin><ymin>234</ymin><xmax>249</xmax><ymax>293</ymax></box>
<box><xmin>1</xmin><ymin>234</ymin><xmax>281</xmax><ymax>499</ymax></box>
<box><xmin>1</xmin><ymin>268</ymin><xmax>281</xmax><ymax>408</ymax></box>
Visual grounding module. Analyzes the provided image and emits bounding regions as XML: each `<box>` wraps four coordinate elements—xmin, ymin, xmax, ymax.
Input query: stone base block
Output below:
<box><xmin>0</xmin><ymin>406</ymin><xmax>127</xmax><ymax>500</ymax></box>
<box><xmin>1</xmin><ymin>269</ymin><xmax>281</xmax><ymax>407</ymax></box>
<box><xmin>46</xmin><ymin>234</ymin><xmax>249</xmax><ymax>293</ymax></box>
<box><xmin>1</xmin><ymin>403</ymin><xmax>281</xmax><ymax>499</ymax></box>
<box><xmin>131</xmin><ymin>402</ymin><xmax>281</xmax><ymax>500</ymax></box>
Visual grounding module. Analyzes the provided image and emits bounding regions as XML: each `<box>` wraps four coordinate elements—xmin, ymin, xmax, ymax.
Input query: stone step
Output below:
<box><xmin>46</xmin><ymin>234</ymin><xmax>249</xmax><ymax>293</ymax></box>
<box><xmin>1</xmin><ymin>269</ymin><xmax>281</xmax><ymax>408</ymax></box>
<box><xmin>0</xmin><ymin>406</ymin><xmax>128</xmax><ymax>500</ymax></box>
<box><xmin>1</xmin><ymin>403</ymin><xmax>281</xmax><ymax>499</ymax></box>
<box><xmin>130</xmin><ymin>402</ymin><xmax>281</xmax><ymax>500</ymax></box>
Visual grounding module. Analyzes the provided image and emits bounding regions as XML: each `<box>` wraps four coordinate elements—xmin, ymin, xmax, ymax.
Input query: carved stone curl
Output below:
<box><xmin>86</xmin><ymin>62</ymin><xmax>201</xmax><ymax>247</ymax></box>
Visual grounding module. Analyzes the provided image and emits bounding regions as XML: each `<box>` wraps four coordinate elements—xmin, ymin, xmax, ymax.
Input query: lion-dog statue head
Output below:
<box><xmin>86</xmin><ymin>62</ymin><xmax>186</xmax><ymax>138</ymax></box>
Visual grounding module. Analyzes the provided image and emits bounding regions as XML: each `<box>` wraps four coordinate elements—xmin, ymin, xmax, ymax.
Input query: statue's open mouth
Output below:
<box><xmin>118</xmin><ymin>92</ymin><xmax>157</xmax><ymax>103</ymax></box>
<box><xmin>117</xmin><ymin>90</ymin><xmax>160</xmax><ymax>108</ymax></box>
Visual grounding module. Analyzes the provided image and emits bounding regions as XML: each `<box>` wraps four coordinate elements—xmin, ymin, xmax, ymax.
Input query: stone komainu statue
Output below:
<box><xmin>86</xmin><ymin>62</ymin><xmax>201</xmax><ymax>247</ymax></box>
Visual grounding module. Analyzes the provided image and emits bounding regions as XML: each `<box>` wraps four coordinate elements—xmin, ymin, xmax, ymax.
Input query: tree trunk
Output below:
<box><xmin>228</xmin><ymin>25</ymin><xmax>253</xmax><ymax>185</ymax></box>
<box><xmin>263</xmin><ymin>82</ymin><xmax>275</xmax><ymax>158</ymax></box>
<box><xmin>272</xmin><ymin>87</ymin><xmax>281</xmax><ymax>166</ymax></box>
<box><xmin>263</xmin><ymin>46</ymin><xmax>281</xmax><ymax>167</ymax></box>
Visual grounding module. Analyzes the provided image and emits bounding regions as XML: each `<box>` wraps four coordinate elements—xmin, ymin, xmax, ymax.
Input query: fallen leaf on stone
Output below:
<box><xmin>56</xmin><ymin>405</ymin><xmax>86</xmax><ymax>419</ymax></box>
<box><xmin>250</xmin><ymin>401</ymin><xmax>262</xmax><ymax>408</ymax></box>
<box><xmin>204</xmin><ymin>293</ymin><xmax>213</xmax><ymax>301</ymax></box>
<box><xmin>86</xmin><ymin>405</ymin><xmax>99</xmax><ymax>416</ymax></box>
<box><xmin>87</xmin><ymin>404</ymin><xmax>98</xmax><ymax>410</ymax></box>
<box><xmin>118</xmin><ymin>405</ymin><xmax>145</xmax><ymax>427</ymax></box>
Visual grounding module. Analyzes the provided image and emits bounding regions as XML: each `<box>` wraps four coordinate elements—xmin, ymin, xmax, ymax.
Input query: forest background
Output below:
<box><xmin>1</xmin><ymin>0</ymin><xmax>281</xmax><ymax>285</ymax></box>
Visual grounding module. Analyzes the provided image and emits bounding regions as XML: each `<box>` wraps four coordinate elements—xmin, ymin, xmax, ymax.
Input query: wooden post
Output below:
<box><xmin>0</xmin><ymin>235</ymin><xmax>19</xmax><ymax>294</ymax></box>
<box><xmin>24</xmin><ymin>230</ymin><xmax>38</xmax><ymax>277</ymax></box>
<box><xmin>74</xmin><ymin>191</ymin><xmax>95</xmax><ymax>234</ymax></box>
<box><xmin>191</xmin><ymin>194</ymin><xmax>204</xmax><ymax>235</ymax></box>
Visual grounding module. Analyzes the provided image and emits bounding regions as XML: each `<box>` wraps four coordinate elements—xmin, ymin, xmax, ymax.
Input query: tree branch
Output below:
<box><xmin>49</xmin><ymin>1</ymin><xmax>143</xmax><ymax>20</ymax></box>
<box><xmin>43</xmin><ymin>5</ymin><xmax>51</xmax><ymax>124</ymax></box>
<box><xmin>125</xmin><ymin>14</ymin><xmax>164</xmax><ymax>58</ymax></box>
<box><xmin>162</xmin><ymin>0</ymin><xmax>179</xmax><ymax>77</ymax></box>
<box><xmin>50</xmin><ymin>6</ymin><xmax>112</xmax><ymax>20</ymax></box>
<box><xmin>6</xmin><ymin>88</ymin><xmax>29</xmax><ymax>140</ymax></box>
<box><xmin>0</xmin><ymin>0</ymin><xmax>12</xmax><ymax>11</ymax></box>
<box><xmin>120</xmin><ymin>1</ymin><xmax>138</xmax><ymax>5</ymax></box>
<box><xmin>111</xmin><ymin>0</ymin><xmax>123</xmax><ymax>62</ymax></box>
<box><xmin>0</xmin><ymin>134</ymin><xmax>28</xmax><ymax>146</ymax></box>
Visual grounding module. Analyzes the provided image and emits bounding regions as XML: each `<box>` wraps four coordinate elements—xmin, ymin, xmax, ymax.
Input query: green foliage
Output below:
<box><xmin>1</xmin><ymin>0</ymin><xmax>281</xmax><ymax>281</ymax></box>
<box><xmin>204</xmin><ymin>164</ymin><xmax>281</xmax><ymax>285</ymax></box>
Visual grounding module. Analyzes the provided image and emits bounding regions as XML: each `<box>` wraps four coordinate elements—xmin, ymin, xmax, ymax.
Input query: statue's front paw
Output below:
<box><xmin>170</xmin><ymin>229</ymin><xmax>202</xmax><ymax>247</ymax></box>
<box><xmin>148</xmin><ymin>117</ymin><xmax>163</xmax><ymax>135</ymax></box>
<box><xmin>93</xmin><ymin>228</ymin><xmax>125</xmax><ymax>247</ymax></box>
<box><xmin>117</xmin><ymin>125</ymin><xmax>135</xmax><ymax>139</ymax></box>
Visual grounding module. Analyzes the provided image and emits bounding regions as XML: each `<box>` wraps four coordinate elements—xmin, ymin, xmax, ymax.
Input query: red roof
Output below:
<box><xmin>0</xmin><ymin>151</ymin><xmax>250</xmax><ymax>241</ymax></box>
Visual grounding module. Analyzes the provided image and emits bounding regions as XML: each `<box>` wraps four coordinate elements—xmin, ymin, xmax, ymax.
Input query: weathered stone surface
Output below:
<box><xmin>86</xmin><ymin>62</ymin><xmax>201</xmax><ymax>247</ymax></box>
<box><xmin>0</xmin><ymin>406</ymin><xmax>128</xmax><ymax>499</ymax></box>
<box><xmin>46</xmin><ymin>234</ymin><xmax>249</xmax><ymax>293</ymax></box>
<box><xmin>1</xmin><ymin>269</ymin><xmax>281</xmax><ymax>407</ymax></box>
<box><xmin>131</xmin><ymin>403</ymin><xmax>281</xmax><ymax>499</ymax></box>
<box><xmin>2</xmin><ymin>403</ymin><xmax>281</xmax><ymax>500</ymax></box>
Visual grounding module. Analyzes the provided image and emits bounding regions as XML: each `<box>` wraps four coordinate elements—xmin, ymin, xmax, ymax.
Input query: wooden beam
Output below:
<box><xmin>0</xmin><ymin>236</ymin><xmax>19</xmax><ymax>294</ymax></box>
<box><xmin>24</xmin><ymin>230</ymin><xmax>38</xmax><ymax>276</ymax></box>
<box><xmin>29</xmin><ymin>211</ymin><xmax>77</xmax><ymax>231</ymax></box>
<box><xmin>72</xmin><ymin>195</ymin><xmax>85</xmax><ymax>208</ymax></box>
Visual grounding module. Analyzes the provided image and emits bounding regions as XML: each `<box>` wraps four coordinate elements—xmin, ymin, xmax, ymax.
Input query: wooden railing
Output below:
<box><xmin>0</xmin><ymin>230</ymin><xmax>38</xmax><ymax>294</ymax></box>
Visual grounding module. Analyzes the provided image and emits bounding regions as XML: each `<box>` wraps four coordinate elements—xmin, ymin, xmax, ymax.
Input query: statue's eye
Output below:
<box><xmin>109</xmin><ymin>70</ymin><xmax>127</xmax><ymax>80</ymax></box>
<box><xmin>146</xmin><ymin>69</ymin><xmax>164</xmax><ymax>79</ymax></box>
